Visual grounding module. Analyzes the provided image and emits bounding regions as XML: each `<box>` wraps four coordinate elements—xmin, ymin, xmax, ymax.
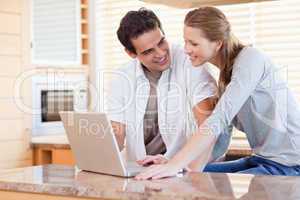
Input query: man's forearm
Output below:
<box><xmin>111</xmin><ymin>121</ymin><xmax>126</xmax><ymax>151</ymax></box>
<box><xmin>115</xmin><ymin>134</ymin><xmax>125</xmax><ymax>151</ymax></box>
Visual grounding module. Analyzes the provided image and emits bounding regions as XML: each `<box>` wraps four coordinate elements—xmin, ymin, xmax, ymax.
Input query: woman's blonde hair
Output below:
<box><xmin>184</xmin><ymin>6</ymin><xmax>245</xmax><ymax>95</ymax></box>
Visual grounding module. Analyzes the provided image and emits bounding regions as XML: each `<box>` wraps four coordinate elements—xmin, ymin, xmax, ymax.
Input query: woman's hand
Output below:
<box><xmin>135</xmin><ymin>162</ymin><xmax>183</xmax><ymax>180</ymax></box>
<box><xmin>135</xmin><ymin>127</ymin><xmax>217</xmax><ymax>180</ymax></box>
<box><xmin>136</xmin><ymin>154</ymin><xmax>168</xmax><ymax>166</ymax></box>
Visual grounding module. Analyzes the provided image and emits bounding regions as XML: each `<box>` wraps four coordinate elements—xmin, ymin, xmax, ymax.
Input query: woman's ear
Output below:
<box><xmin>215</xmin><ymin>40</ymin><xmax>223</xmax><ymax>52</ymax></box>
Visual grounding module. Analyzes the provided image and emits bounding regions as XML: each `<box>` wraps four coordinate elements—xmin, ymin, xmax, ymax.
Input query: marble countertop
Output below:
<box><xmin>0</xmin><ymin>165</ymin><xmax>299</xmax><ymax>200</ymax></box>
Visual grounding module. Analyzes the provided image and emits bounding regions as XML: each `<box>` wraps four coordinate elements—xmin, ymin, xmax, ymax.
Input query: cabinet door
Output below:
<box><xmin>52</xmin><ymin>149</ymin><xmax>76</xmax><ymax>165</ymax></box>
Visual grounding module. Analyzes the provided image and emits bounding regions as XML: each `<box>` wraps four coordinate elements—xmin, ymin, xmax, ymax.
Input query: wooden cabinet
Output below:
<box><xmin>33</xmin><ymin>145</ymin><xmax>75</xmax><ymax>166</ymax></box>
<box><xmin>81</xmin><ymin>0</ymin><xmax>89</xmax><ymax>65</ymax></box>
<box><xmin>0</xmin><ymin>191</ymin><xmax>94</xmax><ymax>200</ymax></box>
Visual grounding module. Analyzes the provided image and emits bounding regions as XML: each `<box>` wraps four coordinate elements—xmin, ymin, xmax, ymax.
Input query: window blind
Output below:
<box><xmin>141</xmin><ymin>0</ymin><xmax>274</xmax><ymax>8</ymax></box>
<box><xmin>32</xmin><ymin>0</ymin><xmax>81</xmax><ymax>65</ymax></box>
<box><xmin>94</xmin><ymin>0</ymin><xmax>300</xmax><ymax>147</ymax></box>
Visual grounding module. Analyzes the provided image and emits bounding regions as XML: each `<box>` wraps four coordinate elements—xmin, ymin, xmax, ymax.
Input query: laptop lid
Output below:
<box><xmin>59</xmin><ymin>111</ymin><xmax>127</xmax><ymax>177</ymax></box>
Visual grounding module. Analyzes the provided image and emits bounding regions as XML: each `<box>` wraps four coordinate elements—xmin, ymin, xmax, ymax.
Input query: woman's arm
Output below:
<box><xmin>136</xmin><ymin>97</ymin><xmax>216</xmax><ymax>166</ymax></box>
<box><xmin>193</xmin><ymin>97</ymin><xmax>215</xmax><ymax>126</ymax></box>
<box><xmin>135</xmin><ymin>98</ymin><xmax>217</xmax><ymax>178</ymax></box>
<box><xmin>135</xmin><ymin>47</ymin><xmax>266</xmax><ymax>180</ymax></box>
<box><xmin>135</xmin><ymin>128</ymin><xmax>216</xmax><ymax>180</ymax></box>
<box><xmin>187</xmin><ymin>97</ymin><xmax>216</xmax><ymax>170</ymax></box>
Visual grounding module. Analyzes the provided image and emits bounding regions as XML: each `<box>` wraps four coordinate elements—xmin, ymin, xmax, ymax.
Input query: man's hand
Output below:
<box><xmin>135</xmin><ymin>162</ymin><xmax>182</xmax><ymax>180</ymax></box>
<box><xmin>136</xmin><ymin>154</ymin><xmax>168</xmax><ymax>166</ymax></box>
<box><xmin>111</xmin><ymin>121</ymin><xmax>126</xmax><ymax>151</ymax></box>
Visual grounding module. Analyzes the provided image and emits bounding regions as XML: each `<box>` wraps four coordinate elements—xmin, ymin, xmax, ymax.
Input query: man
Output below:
<box><xmin>106</xmin><ymin>8</ymin><xmax>225</xmax><ymax>164</ymax></box>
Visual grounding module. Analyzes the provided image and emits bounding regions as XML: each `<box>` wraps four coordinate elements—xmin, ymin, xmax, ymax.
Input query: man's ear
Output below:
<box><xmin>125</xmin><ymin>48</ymin><xmax>137</xmax><ymax>59</ymax></box>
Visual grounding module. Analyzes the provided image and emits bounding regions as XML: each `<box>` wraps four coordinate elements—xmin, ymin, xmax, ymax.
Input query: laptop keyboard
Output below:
<box><xmin>125</xmin><ymin>162</ymin><xmax>145</xmax><ymax>172</ymax></box>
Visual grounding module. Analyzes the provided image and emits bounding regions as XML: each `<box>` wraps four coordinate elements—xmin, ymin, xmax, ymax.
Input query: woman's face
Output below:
<box><xmin>183</xmin><ymin>25</ymin><xmax>221</xmax><ymax>67</ymax></box>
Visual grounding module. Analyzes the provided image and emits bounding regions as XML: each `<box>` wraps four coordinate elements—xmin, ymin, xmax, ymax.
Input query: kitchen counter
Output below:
<box><xmin>0</xmin><ymin>164</ymin><xmax>299</xmax><ymax>200</ymax></box>
<box><xmin>31</xmin><ymin>135</ymin><xmax>252</xmax><ymax>159</ymax></box>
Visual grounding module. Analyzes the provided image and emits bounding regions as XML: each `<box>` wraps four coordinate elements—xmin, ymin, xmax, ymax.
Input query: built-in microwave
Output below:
<box><xmin>32</xmin><ymin>74</ymin><xmax>87</xmax><ymax>136</ymax></box>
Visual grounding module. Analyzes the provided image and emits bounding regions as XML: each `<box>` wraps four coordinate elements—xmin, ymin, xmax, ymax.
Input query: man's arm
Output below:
<box><xmin>106</xmin><ymin>69</ymin><xmax>127</xmax><ymax>152</ymax></box>
<box><xmin>111</xmin><ymin>121</ymin><xmax>126</xmax><ymax>151</ymax></box>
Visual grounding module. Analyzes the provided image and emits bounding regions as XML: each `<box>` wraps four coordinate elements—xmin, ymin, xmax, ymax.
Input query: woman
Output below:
<box><xmin>135</xmin><ymin>6</ymin><xmax>300</xmax><ymax>179</ymax></box>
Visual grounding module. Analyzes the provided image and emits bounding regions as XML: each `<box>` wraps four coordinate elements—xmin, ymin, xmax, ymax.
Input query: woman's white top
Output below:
<box><xmin>205</xmin><ymin>46</ymin><xmax>300</xmax><ymax>166</ymax></box>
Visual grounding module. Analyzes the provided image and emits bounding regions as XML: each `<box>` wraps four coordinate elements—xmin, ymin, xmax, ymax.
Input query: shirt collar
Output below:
<box><xmin>135</xmin><ymin>60</ymin><xmax>146</xmax><ymax>80</ymax></box>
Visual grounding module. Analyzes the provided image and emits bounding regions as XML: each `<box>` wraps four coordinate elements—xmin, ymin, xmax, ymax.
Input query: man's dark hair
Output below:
<box><xmin>117</xmin><ymin>8</ymin><xmax>164</xmax><ymax>54</ymax></box>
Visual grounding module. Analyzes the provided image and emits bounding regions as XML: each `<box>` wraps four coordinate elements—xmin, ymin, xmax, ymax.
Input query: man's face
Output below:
<box><xmin>128</xmin><ymin>27</ymin><xmax>171</xmax><ymax>74</ymax></box>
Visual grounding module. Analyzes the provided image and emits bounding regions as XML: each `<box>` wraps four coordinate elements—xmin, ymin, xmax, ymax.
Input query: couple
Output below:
<box><xmin>107</xmin><ymin>6</ymin><xmax>300</xmax><ymax>179</ymax></box>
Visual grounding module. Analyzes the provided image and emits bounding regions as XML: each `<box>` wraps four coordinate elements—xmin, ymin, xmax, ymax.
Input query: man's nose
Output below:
<box><xmin>154</xmin><ymin>47</ymin><xmax>165</xmax><ymax>57</ymax></box>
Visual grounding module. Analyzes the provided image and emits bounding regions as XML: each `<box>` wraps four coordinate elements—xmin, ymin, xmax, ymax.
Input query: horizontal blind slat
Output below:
<box><xmin>32</xmin><ymin>0</ymin><xmax>80</xmax><ymax>64</ymax></box>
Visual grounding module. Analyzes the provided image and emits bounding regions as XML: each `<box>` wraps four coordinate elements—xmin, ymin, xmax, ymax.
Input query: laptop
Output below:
<box><xmin>59</xmin><ymin>111</ymin><xmax>145</xmax><ymax>177</ymax></box>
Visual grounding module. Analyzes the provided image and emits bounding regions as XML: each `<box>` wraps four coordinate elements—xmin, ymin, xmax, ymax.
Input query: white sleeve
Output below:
<box><xmin>106</xmin><ymin>74</ymin><xmax>126</xmax><ymax>124</ymax></box>
<box><xmin>210</xmin><ymin>125</ymin><xmax>232</xmax><ymax>161</ymax></box>
<box><xmin>205</xmin><ymin>47</ymin><xmax>266</xmax><ymax>138</ymax></box>
<box><xmin>188</xmin><ymin>64</ymin><xmax>218</xmax><ymax>107</ymax></box>
<box><xmin>164</xmin><ymin>64</ymin><xmax>218</xmax><ymax>159</ymax></box>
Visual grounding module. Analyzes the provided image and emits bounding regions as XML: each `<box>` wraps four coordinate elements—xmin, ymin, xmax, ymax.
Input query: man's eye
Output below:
<box><xmin>143</xmin><ymin>50</ymin><xmax>152</xmax><ymax>55</ymax></box>
<box><xmin>158</xmin><ymin>39</ymin><xmax>165</xmax><ymax>46</ymax></box>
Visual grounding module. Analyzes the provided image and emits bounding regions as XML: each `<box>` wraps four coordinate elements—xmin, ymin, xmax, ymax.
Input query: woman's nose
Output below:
<box><xmin>184</xmin><ymin>44</ymin><xmax>191</xmax><ymax>54</ymax></box>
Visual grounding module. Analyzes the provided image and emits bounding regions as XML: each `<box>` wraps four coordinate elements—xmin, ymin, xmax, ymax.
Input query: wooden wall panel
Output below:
<box><xmin>0</xmin><ymin>119</ymin><xmax>24</xmax><ymax>140</ymax></box>
<box><xmin>0</xmin><ymin>140</ymin><xmax>32</xmax><ymax>164</ymax></box>
<box><xmin>0</xmin><ymin>77</ymin><xmax>16</xmax><ymax>98</ymax></box>
<box><xmin>0</xmin><ymin>0</ymin><xmax>21</xmax><ymax>13</ymax></box>
<box><xmin>0</xmin><ymin>99</ymin><xmax>23</xmax><ymax>119</ymax></box>
<box><xmin>0</xmin><ymin>159</ymin><xmax>32</xmax><ymax>169</ymax></box>
<box><xmin>0</xmin><ymin>13</ymin><xmax>20</xmax><ymax>34</ymax></box>
<box><xmin>0</xmin><ymin>0</ymin><xmax>32</xmax><ymax>170</ymax></box>
<box><xmin>0</xmin><ymin>56</ymin><xmax>21</xmax><ymax>76</ymax></box>
<box><xmin>0</xmin><ymin>35</ymin><xmax>21</xmax><ymax>55</ymax></box>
